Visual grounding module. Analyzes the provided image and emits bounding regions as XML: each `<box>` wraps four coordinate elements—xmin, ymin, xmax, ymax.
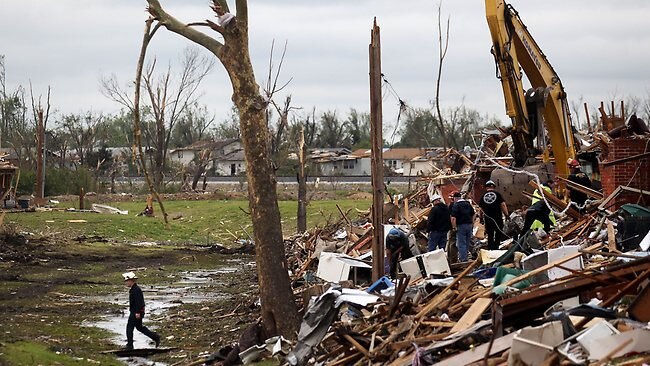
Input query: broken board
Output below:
<box><xmin>101</xmin><ymin>347</ymin><xmax>176</xmax><ymax>357</ymax></box>
<box><xmin>450</xmin><ymin>297</ymin><xmax>492</xmax><ymax>333</ymax></box>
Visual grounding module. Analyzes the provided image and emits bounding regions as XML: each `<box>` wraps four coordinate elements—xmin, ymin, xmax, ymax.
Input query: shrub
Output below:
<box><xmin>16</xmin><ymin>167</ymin><xmax>97</xmax><ymax>196</ymax></box>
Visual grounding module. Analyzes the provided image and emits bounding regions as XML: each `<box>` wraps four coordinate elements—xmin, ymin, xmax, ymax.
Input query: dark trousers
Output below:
<box><xmin>522</xmin><ymin>209</ymin><xmax>553</xmax><ymax>234</ymax></box>
<box><xmin>390</xmin><ymin>254</ymin><xmax>400</xmax><ymax>279</ymax></box>
<box><xmin>428</xmin><ymin>230</ymin><xmax>448</xmax><ymax>252</ymax></box>
<box><xmin>126</xmin><ymin>313</ymin><xmax>158</xmax><ymax>346</ymax></box>
<box><xmin>485</xmin><ymin>216</ymin><xmax>503</xmax><ymax>250</ymax></box>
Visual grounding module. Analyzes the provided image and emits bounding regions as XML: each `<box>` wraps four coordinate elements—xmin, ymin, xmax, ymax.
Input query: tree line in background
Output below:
<box><xmin>2</xmin><ymin>51</ymin><xmax>650</xmax><ymax>195</ymax></box>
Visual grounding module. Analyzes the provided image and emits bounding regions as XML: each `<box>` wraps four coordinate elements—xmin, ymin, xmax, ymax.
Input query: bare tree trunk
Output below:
<box><xmin>145</xmin><ymin>0</ymin><xmax>299</xmax><ymax>338</ymax></box>
<box><xmin>36</xmin><ymin>109</ymin><xmax>44</xmax><ymax>203</ymax></box>
<box><xmin>154</xmin><ymin>121</ymin><xmax>165</xmax><ymax>189</ymax></box>
<box><xmin>271</xmin><ymin>95</ymin><xmax>292</xmax><ymax>155</ymax></box>
<box><xmin>296</xmin><ymin>124</ymin><xmax>307</xmax><ymax>233</ymax></box>
<box><xmin>134</xmin><ymin>18</ymin><xmax>169</xmax><ymax>224</ymax></box>
<box><xmin>191</xmin><ymin>165</ymin><xmax>205</xmax><ymax>190</ymax></box>
<box><xmin>434</xmin><ymin>2</ymin><xmax>450</xmax><ymax>151</ymax></box>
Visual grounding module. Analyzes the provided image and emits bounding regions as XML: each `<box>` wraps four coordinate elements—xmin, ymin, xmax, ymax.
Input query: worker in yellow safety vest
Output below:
<box><xmin>530</xmin><ymin>180</ymin><xmax>556</xmax><ymax>231</ymax></box>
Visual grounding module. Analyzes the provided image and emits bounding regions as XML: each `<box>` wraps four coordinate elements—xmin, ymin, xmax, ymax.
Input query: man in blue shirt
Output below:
<box><xmin>450</xmin><ymin>191</ymin><xmax>475</xmax><ymax>262</ymax></box>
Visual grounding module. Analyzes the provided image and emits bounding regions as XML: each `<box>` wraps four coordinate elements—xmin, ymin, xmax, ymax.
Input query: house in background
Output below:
<box><xmin>409</xmin><ymin>148</ymin><xmax>448</xmax><ymax>177</ymax></box>
<box><xmin>169</xmin><ymin>139</ymin><xmax>245</xmax><ymax>176</ymax></box>
<box><xmin>309</xmin><ymin>147</ymin><xmax>435</xmax><ymax>177</ymax></box>
<box><xmin>212</xmin><ymin>142</ymin><xmax>246</xmax><ymax>176</ymax></box>
<box><xmin>169</xmin><ymin>140</ymin><xmax>219</xmax><ymax>167</ymax></box>
<box><xmin>310</xmin><ymin>148</ymin><xmax>372</xmax><ymax>176</ymax></box>
<box><xmin>383</xmin><ymin>148</ymin><xmax>429</xmax><ymax>176</ymax></box>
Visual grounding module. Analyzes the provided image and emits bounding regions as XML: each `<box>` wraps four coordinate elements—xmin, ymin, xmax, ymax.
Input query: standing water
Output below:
<box><xmin>86</xmin><ymin>263</ymin><xmax>242</xmax><ymax>365</ymax></box>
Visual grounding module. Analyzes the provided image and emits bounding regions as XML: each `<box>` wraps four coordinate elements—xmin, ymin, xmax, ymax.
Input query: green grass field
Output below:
<box><xmin>5</xmin><ymin>199</ymin><xmax>371</xmax><ymax>244</ymax></box>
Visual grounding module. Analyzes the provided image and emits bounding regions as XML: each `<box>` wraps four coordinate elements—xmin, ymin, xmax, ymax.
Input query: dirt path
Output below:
<box><xmin>0</xmin><ymin>232</ymin><xmax>260</xmax><ymax>365</ymax></box>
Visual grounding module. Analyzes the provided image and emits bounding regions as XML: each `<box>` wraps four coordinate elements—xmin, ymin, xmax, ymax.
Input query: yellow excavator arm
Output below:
<box><xmin>486</xmin><ymin>0</ymin><xmax>576</xmax><ymax>180</ymax></box>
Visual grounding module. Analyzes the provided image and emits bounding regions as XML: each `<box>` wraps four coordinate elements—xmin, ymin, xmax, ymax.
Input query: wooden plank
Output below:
<box><xmin>600</xmin><ymin>151</ymin><xmax>650</xmax><ymax>167</ymax></box>
<box><xmin>420</xmin><ymin>321</ymin><xmax>457</xmax><ymax>328</ymax></box>
<box><xmin>557</xmin><ymin>176</ymin><xmax>604</xmax><ymax>199</ymax></box>
<box><xmin>342</xmin><ymin>334</ymin><xmax>370</xmax><ymax>358</ymax></box>
<box><xmin>529</xmin><ymin>180</ymin><xmax>581</xmax><ymax>219</ymax></box>
<box><xmin>607</xmin><ymin>220</ymin><xmax>616</xmax><ymax>251</ymax></box>
<box><xmin>433</xmin><ymin>332</ymin><xmax>516</xmax><ymax>366</ymax></box>
<box><xmin>415</xmin><ymin>258</ymin><xmax>481</xmax><ymax>320</ymax></box>
<box><xmin>450</xmin><ymin>297</ymin><xmax>492</xmax><ymax>333</ymax></box>
<box><xmin>404</xmin><ymin>198</ymin><xmax>409</xmax><ymax>221</ymax></box>
<box><xmin>101</xmin><ymin>347</ymin><xmax>176</xmax><ymax>357</ymax></box>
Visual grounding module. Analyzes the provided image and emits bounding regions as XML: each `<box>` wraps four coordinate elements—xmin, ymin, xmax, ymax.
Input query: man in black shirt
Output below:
<box><xmin>427</xmin><ymin>194</ymin><xmax>451</xmax><ymax>252</ymax></box>
<box><xmin>567</xmin><ymin>159</ymin><xmax>592</xmax><ymax>208</ymax></box>
<box><xmin>446</xmin><ymin>192</ymin><xmax>459</xmax><ymax>263</ymax></box>
<box><xmin>385</xmin><ymin>228</ymin><xmax>413</xmax><ymax>279</ymax></box>
<box><xmin>479</xmin><ymin>180</ymin><xmax>509</xmax><ymax>250</ymax></box>
<box><xmin>123</xmin><ymin>272</ymin><xmax>161</xmax><ymax>349</ymax></box>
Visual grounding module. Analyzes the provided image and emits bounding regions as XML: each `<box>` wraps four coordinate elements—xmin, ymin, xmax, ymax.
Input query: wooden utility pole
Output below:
<box><xmin>297</xmin><ymin>124</ymin><xmax>307</xmax><ymax>233</ymax></box>
<box><xmin>79</xmin><ymin>187</ymin><xmax>85</xmax><ymax>210</ymax></box>
<box><xmin>35</xmin><ymin>109</ymin><xmax>45</xmax><ymax>205</ymax></box>
<box><xmin>583</xmin><ymin>102</ymin><xmax>592</xmax><ymax>133</ymax></box>
<box><xmin>369</xmin><ymin>19</ymin><xmax>385</xmax><ymax>282</ymax></box>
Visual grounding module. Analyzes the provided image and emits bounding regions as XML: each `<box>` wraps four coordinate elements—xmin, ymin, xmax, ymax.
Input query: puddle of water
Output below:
<box><xmin>85</xmin><ymin>264</ymin><xmax>244</xmax><ymax>365</ymax></box>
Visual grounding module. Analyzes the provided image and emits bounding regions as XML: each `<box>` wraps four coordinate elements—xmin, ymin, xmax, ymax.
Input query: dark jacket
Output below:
<box><xmin>529</xmin><ymin>199</ymin><xmax>550</xmax><ymax>214</ymax></box>
<box><xmin>129</xmin><ymin>283</ymin><xmax>146</xmax><ymax>315</ymax></box>
<box><xmin>451</xmin><ymin>200</ymin><xmax>475</xmax><ymax>225</ymax></box>
<box><xmin>568</xmin><ymin>170</ymin><xmax>592</xmax><ymax>205</ymax></box>
<box><xmin>386</xmin><ymin>230</ymin><xmax>413</xmax><ymax>279</ymax></box>
<box><xmin>386</xmin><ymin>231</ymin><xmax>413</xmax><ymax>260</ymax></box>
<box><xmin>428</xmin><ymin>202</ymin><xmax>451</xmax><ymax>232</ymax></box>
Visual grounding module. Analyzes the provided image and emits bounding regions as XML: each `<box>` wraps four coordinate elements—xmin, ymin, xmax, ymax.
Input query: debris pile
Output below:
<box><xmin>196</xmin><ymin>106</ymin><xmax>650</xmax><ymax>366</ymax></box>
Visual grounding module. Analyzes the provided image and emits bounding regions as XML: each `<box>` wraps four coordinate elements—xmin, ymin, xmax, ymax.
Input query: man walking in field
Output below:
<box><xmin>123</xmin><ymin>272</ymin><xmax>161</xmax><ymax>350</ymax></box>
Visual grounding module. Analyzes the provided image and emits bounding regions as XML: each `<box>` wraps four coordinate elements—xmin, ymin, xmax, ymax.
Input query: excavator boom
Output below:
<box><xmin>486</xmin><ymin>0</ymin><xmax>576</xmax><ymax>180</ymax></box>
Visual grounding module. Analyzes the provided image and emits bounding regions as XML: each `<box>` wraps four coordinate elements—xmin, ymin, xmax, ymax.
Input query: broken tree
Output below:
<box><xmin>144</xmin><ymin>0</ymin><xmax>300</xmax><ymax>338</ymax></box>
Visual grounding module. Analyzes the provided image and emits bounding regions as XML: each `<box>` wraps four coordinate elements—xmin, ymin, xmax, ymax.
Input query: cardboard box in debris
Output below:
<box><xmin>245</xmin><ymin>117</ymin><xmax>650</xmax><ymax>365</ymax></box>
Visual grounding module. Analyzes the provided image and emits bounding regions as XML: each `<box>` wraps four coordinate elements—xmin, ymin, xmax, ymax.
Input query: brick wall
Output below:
<box><xmin>601</xmin><ymin>136</ymin><xmax>650</xmax><ymax>210</ymax></box>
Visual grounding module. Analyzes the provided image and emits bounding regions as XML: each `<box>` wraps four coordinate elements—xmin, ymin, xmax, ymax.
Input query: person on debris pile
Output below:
<box><xmin>521</xmin><ymin>198</ymin><xmax>554</xmax><ymax>236</ymax></box>
<box><xmin>479</xmin><ymin>180</ymin><xmax>509</xmax><ymax>250</ymax></box>
<box><xmin>531</xmin><ymin>180</ymin><xmax>556</xmax><ymax>230</ymax></box>
<box><xmin>567</xmin><ymin>159</ymin><xmax>592</xmax><ymax>209</ymax></box>
<box><xmin>385</xmin><ymin>228</ymin><xmax>414</xmax><ymax>279</ymax></box>
<box><xmin>427</xmin><ymin>194</ymin><xmax>451</xmax><ymax>252</ymax></box>
<box><xmin>123</xmin><ymin>272</ymin><xmax>161</xmax><ymax>350</ymax></box>
<box><xmin>446</xmin><ymin>192</ymin><xmax>459</xmax><ymax>263</ymax></box>
<box><xmin>450</xmin><ymin>191</ymin><xmax>475</xmax><ymax>262</ymax></box>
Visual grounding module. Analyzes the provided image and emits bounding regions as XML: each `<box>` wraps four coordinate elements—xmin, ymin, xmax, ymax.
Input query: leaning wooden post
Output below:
<box><xmin>79</xmin><ymin>187</ymin><xmax>85</xmax><ymax>210</ymax></box>
<box><xmin>35</xmin><ymin>109</ymin><xmax>45</xmax><ymax>205</ymax></box>
<box><xmin>583</xmin><ymin>102</ymin><xmax>592</xmax><ymax>133</ymax></box>
<box><xmin>297</xmin><ymin>124</ymin><xmax>307</xmax><ymax>233</ymax></box>
<box><xmin>369</xmin><ymin>19</ymin><xmax>385</xmax><ymax>281</ymax></box>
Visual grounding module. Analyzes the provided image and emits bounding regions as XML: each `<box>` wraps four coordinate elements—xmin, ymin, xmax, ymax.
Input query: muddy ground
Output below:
<box><xmin>0</xmin><ymin>229</ymin><xmax>261</xmax><ymax>365</ymax></box>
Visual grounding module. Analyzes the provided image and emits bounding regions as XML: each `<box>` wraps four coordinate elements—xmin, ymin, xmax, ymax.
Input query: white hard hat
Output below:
<box><xmin>431</xmin><ymin>194</ymin><xmax>442</xmax><ymax>202</ymax></box>
<box><xmin>122</xmin><ymin>272</ymin><xmax>138</xmax><ymax>281</ymax></box>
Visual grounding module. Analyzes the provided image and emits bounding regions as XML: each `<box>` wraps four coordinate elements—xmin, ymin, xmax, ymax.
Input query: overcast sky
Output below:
<box><xmin>2</xmin><ymin>0</ymin><xmax>649</xmax><ymax>131</ymax></box>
